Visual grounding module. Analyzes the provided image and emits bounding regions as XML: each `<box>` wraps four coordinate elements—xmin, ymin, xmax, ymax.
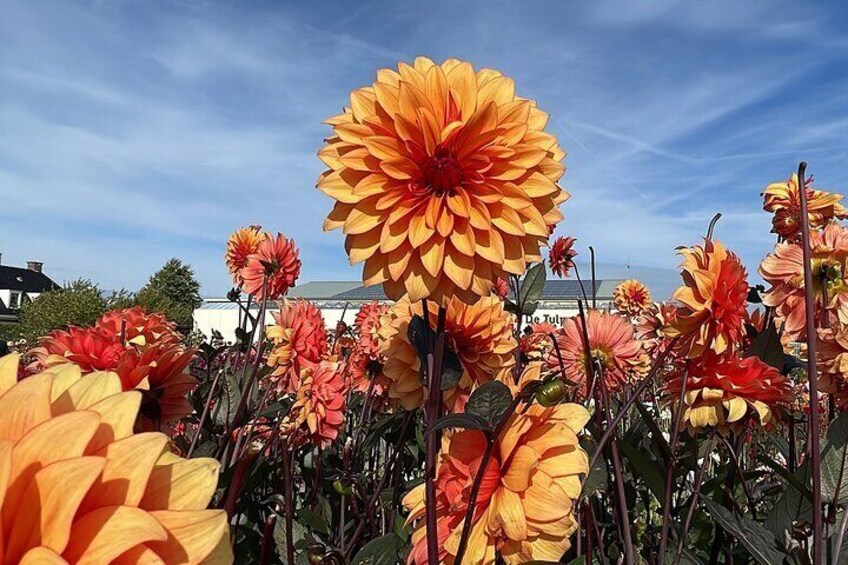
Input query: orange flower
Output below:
<box><xmin>0</xmin><ymin>353</ymin><xmax>232</xmax><ymax>563</ymax></box>
<box><xmin>225</xmin><ymin>225</ymin><xmax>265</xmax><ymax>287</ymax></box>
<box><xmin>760</xmin><ymin>223</ymin><xmax>848</xmax><ymax>341</ymax></box>
<box><xmin>266</xmin><ymin>299</ymin><xmax>328</xmax><ymax>395</ymax></box>
<box><xmin>281</xmin><ymin>361</ymin><xmax>348</xmax><ymax>449</ymax></box>
<box><xmin>550</xmin><ymin>310</ymin><xmax>647</xmax><ymax>398</ymax></box>
<box><xmin>520</xmin><ymin>321</ymin><xmax>557</xmax><ymax>363</ymax></box>
<box><xmin>493</xmin><ymin>277</ymin><xmax>510</xmax><ymax>300</ymax></box>
<box><xmin>379</xmin><ymin>295</ymin><xmax>517</xmax><ymax>410</ymax></box>
<box><xmin>549</xmin><ymin>236</ymin><xmax>578</xmax><ymax>278</ymax></box>
<box><xmin>95</xmin><ymin>306</ymin><xmax>181</xmax><ymax>350</ymax></box>
<box><xmin>817</xmin><ymin>325</ymin><xmax>848</xmax><ymax>404</ymax></box>
<box><xmin>318</xmin><ymin>57</ymin><xmax>568</xmax><ymax>304</ymax></box>
<box><xmin>762</xmin><ymin>173</ymin><xmax>847</xmax><ymax>241</ymax></box>
<box><xmin>239</xmin><ymin>233</ymin><xmax>301</xmax><ymax>301</ymax></box>
<box><xmin>613</xmin><ymin>279</ymin><xmax>652</xmax><ymax>318</ymax></box>
<box><xmin>354</xmin><ymin>301</ymin><xmax>389</xmax><ymax>357</ymax></box>
<box><xmin>31</xmin><ymin>320</ymin><xmax>199</xmax><ymax>430</ymax></box>
<box><xmin>661</xmin><ymin>353</ymin><xmax>792</xmax><ymax>433</ymax></box>
<box><xmin>666</xmin><ymin>239</ymin><xmax>748</xmax><ymax>358</ymax></box>
<box><xmin>636</xmin><ymin>302</ymin><xmax>678</xmax><ymax>354</ymax></box>
<box><xmin>403</xmin><ymin>393</ymin><xmax>589</xmax><ymax>564</ymax></box>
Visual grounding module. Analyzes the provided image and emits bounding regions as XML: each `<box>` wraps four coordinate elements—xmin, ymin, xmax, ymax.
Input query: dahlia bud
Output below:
<box><xmin>536</xmin><ymin>378</ymin><xmax>569</xmax><ymax>407</ymax></box>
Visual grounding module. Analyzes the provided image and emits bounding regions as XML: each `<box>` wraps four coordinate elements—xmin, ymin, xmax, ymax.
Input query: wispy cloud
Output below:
<box><xmin>1</xmin><ymin>0</ymin><xmax>846</xmax><ymax>299</ymax></box>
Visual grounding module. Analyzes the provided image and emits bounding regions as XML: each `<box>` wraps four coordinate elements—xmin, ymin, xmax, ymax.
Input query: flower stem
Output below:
<box><xmin>424</xmin><ymin>306</ymin><xmax>447</xmax><ymax>565</ymax></box>
<box><xmin>281</xmin><ymin>438</ymin><xmax>295</xmax><ymax>565</ymax></box>
<box><xmin>673</xmin><ymin>432</ymin><xmax>717</xmax><ymax>565</ymax></box>
<box><xmin>659</xmin><ymin>361</ymin><xmax>691</xmax><ymax>563</ymax></box>
<box><xmin>454</xmin><ymin>393</ymin><xmax>525</xmax><ymax>565</ymax></box>
<box><xmin>797</xmin><ymin>160</ymin><xmax>824</xmax><ymax>564</ymax></box>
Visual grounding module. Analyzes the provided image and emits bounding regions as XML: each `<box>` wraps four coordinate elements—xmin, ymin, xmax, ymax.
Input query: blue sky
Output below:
<box><xmin>2</xmin><ymin>0</ymin><xmax>847</xmax><ymax>299</ymax></box>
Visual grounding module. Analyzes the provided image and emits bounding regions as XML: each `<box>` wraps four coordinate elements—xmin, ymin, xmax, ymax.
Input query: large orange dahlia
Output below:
<box><xmin>379</xmin><ymin>295</ymin><xmax>517</xmax><ymax>411</ymax></box>
<box><xmin>266</xmin><ymin>299</ymin><xmax>328</xmax><ymax>395</ymax></box>
<box><xmin>239</xmin><ymin>233</ymin><xmax>301</xmax><ymax>301</ymax></box>
<box><xmin>661</xmin><ymin>353</ymin><xmax>792</xmax><ymax>433</ymax></box>
<box><xmin>762</xmin><ymin>173</ymin><xmax>847</xmax><ymax>241</ymax></box>
<box><xmin>760</xmin><ymin>223</ymin><xmax>848</xmax><ymax>341</ymax></box>
<box><xmin>613</xmin><ymin>279</ymin><xmax>652</xmax><ymax>318</ymax></box>
<box><xmin>665</xmin><ymin>239</ymin><xmax>748</xmax><ymax>358</ymax></box>
<box><xmin>318</xmin><ymin>57</ymin><xmax>568</xmax><ymax>304</ymax></box>
<box><xmin>225</xmin><ymin>225</ymin><xmax>265</xmax><ymax>287</ymax></box>
<box><xmin>403</xmin><ymin>398</ymin><xmax>589</xmax><ymax>564</ymax></box>
<box><xmin>281</xmin><ymin>361</ymin><xmax>348</xmax><ymax>449</ymax></box>
<box><xmin>0</xmin><ymin>353</ymin><xmax>232</xmax><ymax>564</ymax></box>
<box><xmin>549</xmin><ymin>310</ymin><xmax>648</xmax><ymax>399</ymax></box>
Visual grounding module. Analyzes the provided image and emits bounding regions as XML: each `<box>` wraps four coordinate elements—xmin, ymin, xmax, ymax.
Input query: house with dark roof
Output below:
<box><xmin>193</xmin><ymin>279</ymin><xmax>624</xmax><ymax>341</ymax></box>
<box><xmin>0</xmin><ymin>256</ymin><xmax>60</xmax><ymax>323</ymax></box>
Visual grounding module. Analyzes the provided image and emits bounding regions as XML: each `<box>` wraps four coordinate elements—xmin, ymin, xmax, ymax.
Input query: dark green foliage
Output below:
<box><xmin>135</xmin><ymin>258</ymin><xmax>202</xmax><ymax>328</ymax></box>
<box><xmin>17</xmin><ymin>278</ymin><xmax>107</xmax><ymax>342</ymax></box>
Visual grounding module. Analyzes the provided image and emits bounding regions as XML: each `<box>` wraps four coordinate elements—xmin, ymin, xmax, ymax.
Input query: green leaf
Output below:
<box><xmin>407</xmin><ymin>314</ymin><xmax>433</xmax><ymax>367</ymax></box>
<box><xmin>764</xmin><ymin>462</ymin><xmax>812</xmax><ymax>539</ymax></box>
<box><xmin>635</xmin><ymin>401</ymin><xmax>672</xmax><ymax>463</ymax></box>
<box><xmin>756</xmin><ymin>453</ymin><xmax>812</xmax><ymax>502</ymax></box>
<box><xmin>519</xmin><ymin>262</ymin><xmax>547</xmax><ymax>307</ymax></box>
<box><xmin>440</xmin><ymin>346</ymin><xmax>463</xmax><ymax>390</ymax></box>
<box><xmin>351</xmin><ymin>533</ymin><xmax>404</xmax><ymax>565</ymax></box>
<box><xmin>581</xmin><ymin>441</ymin><xmax>608</xmax><ymax>495</ymax></box>
<box><xmin>429</xmin><ymin>413</ymin><xmax>489</xmax><ymax>435</ymax></box>
<box><xmin>214</xmin><ymin>372</ymin><xmax>242</xmax><ymax>426</ymax></box>
<box><xmin>822</xmin><ymin>412</ymin><xmax>848</xmax><ymax>505</ymax></box>
<box><xmin>466</xmin><ymin>380</ymin><xmax>513</xmax><ymax>429</ymax></box>
<box><xmin>297</xmin><ymin>508</ymin><xmax>329</xmax><ymax>536</ymax></box>
<box><xmin>273</xmin><ymin>517</ymin><xmax>309</xmax><ymax>564</ymax></box>
<box><xmin>702</xmin><ymin>498</ymin><xmax>787</xmax><ymax>565</ymax></box>
<box><xmin>744</xmin><ymin>321</ymin><xmax>783</xmax><ymax>371</ymax></box>
<box><xmin>619</xmin><ymin>440</ymin><xmax>665</xmax><ymax>501</ymax></box>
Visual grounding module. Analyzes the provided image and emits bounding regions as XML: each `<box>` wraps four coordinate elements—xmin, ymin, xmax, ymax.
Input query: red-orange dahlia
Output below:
<box><xmin>665</xmin><ymin>239</ymin><xmax>748</xmax><ymax>358</ymax></box>
<box><xmin>135</xmin><ymin>345</ymin><xmax>200</xmax><ymax>431</ymax></box>
<box><xmin>549</xmin><ymin>236</ymin><xmax>577</xmax><ymax>278</ymax></box>
<box><xmin>354</xmin><ymin>301</ymin><xmax>389</xmax><ymax>356</ymax></box>
<box><xmin>661</xmin><ymin>353</ymin><xmax>793</xmax><ymax>433</ymax></box>
<box><xmin>760</xmin><ymin>223</ymin><xmax>848</xmax><ymax>341</ymax></box>
<box><xmin>379</xmin><ymin>295</ymin><xmax>517</xmax><ymax>411</ymax></box>
<box><xmin>613</xmin><ymin>279</ymin><xmax>652</xmax><ymax>318</ymax></box>
<box><xmin>817</xmin><ymin>325</ymin><xmax>848</xmax><ymax>405</ymax></box>
<box><xmin>239</xmin><ymin>233</ymin><xmax>301</xmax><ymax>301</ymax></box>
<box><xmin>762</xmin><ymin>173</ymin><xmax>847</xmax><ymax>241</ymax></box>
<box><xmin>266</xmin><ymin>299</ymin><xmax>328</xmax><ymax>395</ymax></box>
<box><xmin>318</xmin><ymin>57</ymin><xmax>568</xmax><ymax>304</ymax></box>
<box><xmin>281</xmin><ymin>361</ymin><xmax>348</xmax><ymax>449</ymax></box>
<box><xmin>225</xmin><ymin>224</ymin><xmax>265</xmax><ymax>287</ymax></box>
<box><xmin>636</xmin><ymin>302</ymin><xmax>678</xmax><ymax>353</ymax></box>
<box><xmin>493</xmin><ymin>277</ymin><xmax>510</xmax><ymax>300</ymax></box>
<box><xmin>403</xmin><ymin>399</ymin><xmax>589</xmax><ymax>564</ymax></box>
<box><xmin>550</xmin><ymin>310</ymin><xmax>647</xmax><ymax>398</ymax></box>
<box><xmin>96</xmin><ymin>306</ymin><xmax>181</xmax><ymax>349</ymax></box>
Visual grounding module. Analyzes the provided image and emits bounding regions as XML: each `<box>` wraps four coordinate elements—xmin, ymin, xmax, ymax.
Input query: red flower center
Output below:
<box><xmin>421</xmin><ymin>145</ymin><xmax>463</xmax><ymax>194</ymax></box>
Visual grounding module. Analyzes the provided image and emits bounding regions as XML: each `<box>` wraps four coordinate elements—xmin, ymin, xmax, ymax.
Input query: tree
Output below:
<box><xmin>17</xmin><ymin>279</ymin><xmax>108</xmax><ymax>343</ymax></box>
<box><xmin>135</xmin><ymin>258</ymin><xmax>202</xmax><ymax>329</ymax></box>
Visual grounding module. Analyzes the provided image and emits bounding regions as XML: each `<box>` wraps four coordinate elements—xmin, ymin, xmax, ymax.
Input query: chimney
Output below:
<box><xmin>26</xmin><ymin>261</ymin><xmax>43</xmax><ymax>273</ymax></box>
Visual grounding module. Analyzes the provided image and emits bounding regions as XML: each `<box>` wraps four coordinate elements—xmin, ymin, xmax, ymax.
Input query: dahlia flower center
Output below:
<box><xmin>813</xmin><ymin>258</ymin><xmax>845</xmax><ymax>294</ymax></box>
<box><xmin>421</xmin><ymin>145</ymin><xmax>464</xmax><ymax>194</ymax></box>
<box><xmin>583</xmin><ymin>346</ymin><xmax>614</xmax><ymax>373</ymax></box>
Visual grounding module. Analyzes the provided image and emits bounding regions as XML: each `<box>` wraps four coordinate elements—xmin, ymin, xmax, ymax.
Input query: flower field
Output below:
<box><xmin>2</xmin><ymin>56</ymin><xmax>846</xmax><ymax>564</ymax></box>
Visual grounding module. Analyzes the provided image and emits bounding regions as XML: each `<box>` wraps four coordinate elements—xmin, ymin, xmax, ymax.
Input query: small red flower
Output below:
<box><xmin>549</xmin><ymin>236</ymin><xmax>578</xmax><ymax>278</ymax></box>
<box><xmin>240</xmin><ymin>233</ymin><xmax>301</xmax><ymax>300</ymax></box>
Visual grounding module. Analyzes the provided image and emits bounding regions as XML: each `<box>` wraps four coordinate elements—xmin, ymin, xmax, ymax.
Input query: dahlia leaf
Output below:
<box><xmin>519</xmin><ymin>261</ymin><xmax>547</xmax><ymax>310</ymax></box>
<box><xmin>822</xmin><ymin>413</ymin><xmax>848</xmax><ymax>505</ymax></box>
<box><xmin>743</xmin><ymin>321</ymin><xmax>784</xmax><ymax>371</ymax></box>
<box><xmin>440</xmin><ymin>346</ymin><xmax>463</xmax><ymax>390</ymax></box>
<box><xmin>619</xmin><ymin>440</ymin><xmax>665</xmax><ymax>501</ymax></box>
<box><xmin>702</xmin><ymin>498</ymin><xmax>787</xmax><ymax>565</ymax></box>
<box><xmin>429</xmin><ymin>413</ymin><xmax>489</xmax><ymax>435</ymax></box>
<box><xmin>351</xmin><ymin>533</ymin><xmax>404</xmax><ymax>565</ymax></box>
<box><xmin>466</xmin><ymin>380</ymin><xmax>513</xmax><ymax>430</ymax></box>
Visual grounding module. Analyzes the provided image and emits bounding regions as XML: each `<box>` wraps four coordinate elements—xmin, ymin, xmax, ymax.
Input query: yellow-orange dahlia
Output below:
<box><xmin>0</xmin><ymin>353</ymin><xmax>232</xmax><ymax>564</ymax></box>
<box><xmin>550</xmin><ymin>310</ymin><xmax>647</xmax><ymax>399</ymax></box>
<box><xmin>613</xmin><ymin>279</ymin><xmax>652</xmax><ymax>318</ymax></box>
<box><xmin>379</xmin><ymin>295</ymin><xmax>517</xmax><ymax>411</ymax></box>
<box><xmin>281</xmin><ymin>361</ymin><xmax>348</xmax><ymax>449</ymax></box>
<box><xmin>636</xmin><ymin>302</ymin><xmax>678</xmax><ymax>356</ymax></box>
<box><xmin>817</xmin><ymin>325</ymin><xmax>848</xmax><ymax>404</ymax></box>
<box><xmin>762</xmin><ymin>173</ymin><xmax>847</xmax><ymax>241</ymax></box>
<box><xmin>225</xmin><ymin>225</ymin><xmax>265</xmax><ymax>287</ymax></box>
<box><xmin>266</xmin><ymin>299</ymin><xmax>328</xmax><ymax>395</ymax></box>
<box><xmin>318</xmin><ymin>57</ymin><xmax>568</xmax><ymax>304</ymax></box>
<box><xmin>661</xmin><ymin>353</ymin><xmax>792</xmax><ymax>433</ymax></box>
<box><xmin>403</xmin><ymin>396</ymin><xmax>589</xmax><ymax>564</ymax></box>
<box><xmin>549</xmin><ymin>236</ymin><xmax>578</xmax><ymax>278</ymax></box>
<box><xmin>760</xmin><ymin>223</ymin><xmax>848</xmax><ymax>341</ymax></box>
<box><xmin>665</xmin><ymin>239</ymin><xmax>748</xmax><ymax>358</ymax></box>
<box><xmin>239</xmin><ymin>233</ymin><xmax>301</xmax><ymax>301</ymax></box>
<box><xmin>354</xmin><ymin>301</ymin><xmax>389</xmax><ymax>357</ymax></box>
